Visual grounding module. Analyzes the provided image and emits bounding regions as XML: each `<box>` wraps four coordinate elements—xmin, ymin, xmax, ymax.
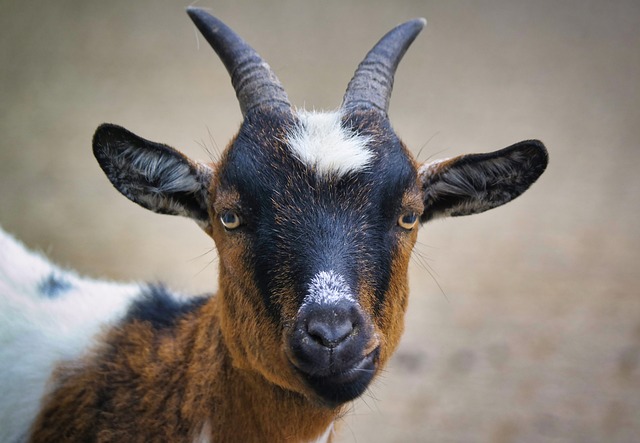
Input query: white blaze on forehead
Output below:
<box><xmin>303</xmin><ymin>270</ymin><xmax>354</xmax><ymax>307</ymax></box>
<box><xmin>286</xmin><ymin>110</ymin><xmax>373</xmax><ymax>177</ymax></box>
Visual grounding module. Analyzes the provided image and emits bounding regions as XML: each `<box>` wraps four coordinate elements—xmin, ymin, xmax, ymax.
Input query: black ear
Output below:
<box><xmin>419</xmin><ymin>140</ymin><xmax>548</xmax><ymax>222</ymax></box>
<box><xmin>93</xmin><ymin>124</ymin><xmax>214</xmax><ymax>229</ymax></box>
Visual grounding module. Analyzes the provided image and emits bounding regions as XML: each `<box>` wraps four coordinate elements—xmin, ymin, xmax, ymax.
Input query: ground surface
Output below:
<box><xmin>1</xmin><ymin>1</ymin><xmax>639</xmax><ymax>442</ymax></box>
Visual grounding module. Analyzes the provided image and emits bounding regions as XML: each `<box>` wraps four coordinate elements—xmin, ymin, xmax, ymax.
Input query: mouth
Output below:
<box><xmin>294</xmin><ymin>347</ymin><xmax>380</xmax><ymax>407</ymax></box>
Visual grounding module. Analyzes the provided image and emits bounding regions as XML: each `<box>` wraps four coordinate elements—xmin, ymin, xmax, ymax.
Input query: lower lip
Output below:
<box><xmin>317</xmin><ymin>349</ymin><xmax>378</xmax><ymax>385</ymax></box>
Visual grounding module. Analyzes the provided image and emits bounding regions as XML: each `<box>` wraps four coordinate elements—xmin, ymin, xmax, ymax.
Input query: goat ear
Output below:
<box><xmin>93</xmin><ymin>124</ymin><xmax>214</xmax><ymax>230</ymax></box>
<box><xmin>419</xmin><ymin>140</ymin><xmax>548</xmax><ymax>222</ymax></box>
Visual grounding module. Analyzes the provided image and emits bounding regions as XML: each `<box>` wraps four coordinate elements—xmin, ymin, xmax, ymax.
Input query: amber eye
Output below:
<box><xmin>398</xmin><ymin>212</ymin><xmax>418</xmax><ymax>230</ymax></box>
<box><xmin>220</xmin><ymin>211</ymin><xmax>241</xmax><ymax>230</ymax></box>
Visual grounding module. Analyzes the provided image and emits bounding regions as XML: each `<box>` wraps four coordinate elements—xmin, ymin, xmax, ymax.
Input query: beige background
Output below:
<box><xmin>1</xmin><ymin>1</ymin><xmax>639</xmax><ymax>441</ymax></box>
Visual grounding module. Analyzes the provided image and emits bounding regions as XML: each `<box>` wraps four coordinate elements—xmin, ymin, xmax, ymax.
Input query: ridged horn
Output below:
<box><xmin>187</xmin><ymin>7</ymin><xmax>291</xmax><ymax>116</ymax></box>
<box><xmin>342</xmin><ymin>18</ymin><xmax>426</xmax><ymax>114</ymax></box>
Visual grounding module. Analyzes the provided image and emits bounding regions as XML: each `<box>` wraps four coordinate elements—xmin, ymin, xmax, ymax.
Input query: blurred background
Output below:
<box><xmin>1</xmin><ymin>0</ymin><xmax>638</xmax><ymax>441</ymax></box>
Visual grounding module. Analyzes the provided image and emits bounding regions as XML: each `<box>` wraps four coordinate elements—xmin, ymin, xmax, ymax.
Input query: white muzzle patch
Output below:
<box><xmin>302</xmin><ymin>270</ymin><xmax>354</xmax><ymax>308</ymax></box>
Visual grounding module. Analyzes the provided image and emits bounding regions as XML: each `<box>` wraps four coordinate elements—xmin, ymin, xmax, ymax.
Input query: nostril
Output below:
<box><xmin>307</xmin><ymin>316</ymin><xmax>354</xmax><ymax>348</ymax></box>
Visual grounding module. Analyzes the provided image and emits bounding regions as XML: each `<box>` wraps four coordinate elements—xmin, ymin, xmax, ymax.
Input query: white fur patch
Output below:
<box><xmin>417</xmin><ymin>157</ymin><xmax>449</xmax><ymax>179</ymax></box>
<box><xmin>0</xmin><ymin>229</ymin><xmax>143</xmax><ymax>443</ymax></box>
<box><xmin>306</xmin><ymin>421</ymin><xmax>335</xmax><ymax>443</ymax></box>
<box><xmin>302</xmin><ymin>270</ymin><xmax>354</xmax><ymax>308</ymax></box>
<box><xmin>193</xmin><ymin>420</ymin><xmax>212</xmax><ymax>443</ymax></box>
<box><xmin>287</xmin><ymin>110</ymin><xmax>373</xmax><ymax>177</ymax></box>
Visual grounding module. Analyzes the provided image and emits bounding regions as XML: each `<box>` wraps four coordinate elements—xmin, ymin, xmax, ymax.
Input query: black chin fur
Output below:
<box><xmin>301</xmin><ymin>349</ymin><xmax>379</xmax><ymax>407</ymax></box>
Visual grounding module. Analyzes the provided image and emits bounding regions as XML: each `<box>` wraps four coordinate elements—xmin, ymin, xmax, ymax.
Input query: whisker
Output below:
<box><xmin>193</xmin><ymin>256</ymin><xmax>219</xmax><ymax>277</ymax></box>
<box><xmin>411</xmin><ymin>249</ymin><xmax>432</xmax><ymax>270</ymax></box>
<box><xmin>425</xmin><ymin>263</ymin><xmax>448</xmax><ymax>301</ymax></box>
<box><xmin>335</xmin><ymin>407</ymin><xmax>358</xmax><ymax>442</ymax></box>
<box><xmin>411</xmin><ymin>246</ymin><xmax>448</xmax><ymax>301</ymax></box>
<box><xmin>188</xmin><ymin>247</ymin><xmax>217</xmax><ymax>262</ymax></box>
<box><xmin>365</xmin><ymin>388</ymin><xmax>381</xmax><ymax>404</ymax></box>
<box><xmin>421</xmin><ymin>147</ymin><xmax>451</xmax><ymax>164</ymax></box>
<box><xmin>415</xmin><ymin>239</ymin><xmax>439</xmax><ymax>250</ymax></box>
<box><xmin>357</xmin><ymin>390</ymin><xmax>375</xmax><ymax>412</ymax></box>
<box><xmin>413</xmin><ymin>250</ymin><xmax>439</xmax><ymax>274</ymax></box>
<box><xmin>193</xmin><ymin>126</ymin><xmax>221</xmax><ymax>164</ymax></box>
<box><xmin>415</xmin><ymin>131</ymin><xmax>441</xmax><ymax>161</ymax></box>
<box><xmin>206</xmin><ymin>125</ymin><xmax>222</xmax><ymax>160</ymax></box>
<box><xmin>414</xmin><ymin>251</ymin><xmax>436</xmax><ymax>265</ymax></box>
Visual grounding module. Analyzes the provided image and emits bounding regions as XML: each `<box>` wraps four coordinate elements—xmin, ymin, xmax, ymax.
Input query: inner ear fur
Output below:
<box><xmin>93</xmin><ymin>123</ymin><xmax>214</xmax><ymax>229</ymax></box>
<box><xmin>419</xmin><ymin>139</ymin><xmax>548</xmax><ymax>222</ymax></box>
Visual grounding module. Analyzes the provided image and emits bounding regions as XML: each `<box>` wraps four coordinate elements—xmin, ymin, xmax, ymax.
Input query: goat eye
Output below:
<box><xmin>398</xmin><ymin>212</ymin><xmax>418</xmax><ymax>230</ymax></box>
<box><xmin>220</xmin><ymin>211</ymin><xmax>241</xmax><ymax>230</ymax></box>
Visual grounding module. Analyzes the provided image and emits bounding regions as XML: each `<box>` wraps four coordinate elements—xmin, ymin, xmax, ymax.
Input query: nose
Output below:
<box><xmin>289</xmin><ymin>299</ymin><xmax>371</xmax><ymax>377</ymax></box>
<box><xmin>306</xmin><ymin>301</ymin><xmax>355</xmax><ymax>348</ymax></box>
<box><xmin>288</xmin><ymin>298</ymin><xmax>379</xmax><ymax>405</ymax></box>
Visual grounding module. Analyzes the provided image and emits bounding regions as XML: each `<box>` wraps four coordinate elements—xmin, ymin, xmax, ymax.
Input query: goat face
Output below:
<box><xmin>210</xmin><ymin>108</ymin><xmax>421</xmax><ymax>406</ymax></box>
<box><xmin>93</xmin><ymin>9</ymin><xmax>548</xmax><ymax>408</ymax></box>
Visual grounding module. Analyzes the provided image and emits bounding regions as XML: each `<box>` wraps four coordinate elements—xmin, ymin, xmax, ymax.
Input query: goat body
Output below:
<box><xmin>0</xmin><ymin>8</ymin><xmax>548</xmax><ymax>443</ymax></box>
<box><xmin>0</xmin><ymin>230</ymin><xmax>333</xmax><ymax>442</ymax></box>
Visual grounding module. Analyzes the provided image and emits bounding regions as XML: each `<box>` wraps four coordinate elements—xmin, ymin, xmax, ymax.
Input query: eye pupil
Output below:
<box><xmin>402</xmin><ymin>214</ymin><xmax>416</xmax><ymax>224</ymax></box>
<box><xmin>398</xmin><ymin>212</ymin><xmax>418</xmax><ymax>230</ymax></box>
<box><xmin>220</xmin><ymin>211</ymin><xmax>241</xmax><ymax>230</ymax></box>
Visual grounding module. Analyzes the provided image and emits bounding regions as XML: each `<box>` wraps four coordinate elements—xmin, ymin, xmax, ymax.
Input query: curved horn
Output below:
<box><xmin>187</xmin><ymin>7</ymin><xmax>291</xmax><ymax>116</ymax></box>
<box><xmin>342</xmin><ymin>18</ymin><xmax>426</xmax><ymax>114</ymax></box>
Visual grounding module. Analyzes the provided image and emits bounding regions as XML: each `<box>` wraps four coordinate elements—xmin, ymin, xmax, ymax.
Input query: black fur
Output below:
<box><xmin>218</xmin><ymin>109</ymin><xmax>416</xmax><ymax>320</ymax></box>
<box><xmin>39</xmin><ymin>273</ymin><xmax>73</xmax><ymax>298</ymax></box>
<box><xmin>421</xmin><ymin>140</ymin><xmax>548</xmax><ymax>222</ymax></box>
<box><xmin>93</xmin><ymin>124</ymin><xmax>212</xmax><ymax>224</ymax></box>
<box><xmin>124</xmin><ymin>285</ymin><xmax>209</xmax><ymax>330</ymax></box>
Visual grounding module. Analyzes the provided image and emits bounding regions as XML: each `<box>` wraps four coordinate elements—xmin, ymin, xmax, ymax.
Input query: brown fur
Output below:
<box><xmin>29</xmin><ymin>168</ymin><xmax>422</xmax><ymax>443</ymax></box>
<box><xmin>28</xmin><ymin>129</ymin><xmax>547</xmax><ymax>441</ymax></box>
<box><xmin>365</xmin><ymin>193</ymin><xmax>421</xmax><ymax>368</ymax></box>
<box><xmin>30</xmin><ymin>293</ymin><xmax>339</xmax><ymax>442</ymax></box>
<box><xmin>22</xmin><ymin>9</ymin><xmax>549</xmax><ymax>441</ymax></box>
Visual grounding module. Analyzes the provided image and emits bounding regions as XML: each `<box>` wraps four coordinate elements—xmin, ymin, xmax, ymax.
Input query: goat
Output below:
<box><xmin>0</xmin><ymin>8</ymin><xmax>548</xmax><ymax>443</ymax></box>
